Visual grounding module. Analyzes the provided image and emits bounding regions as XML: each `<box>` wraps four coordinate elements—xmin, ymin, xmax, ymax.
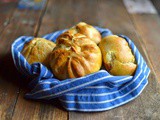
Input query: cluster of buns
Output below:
<box><xmin>21</xmin><ymin>22</ymin><xmax>137</xmax><ymax>80</ymax></box>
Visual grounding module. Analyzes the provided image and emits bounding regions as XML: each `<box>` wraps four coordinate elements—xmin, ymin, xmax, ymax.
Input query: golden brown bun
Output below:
<box><xmin>21</xmin><ymin>38</ymin><xmax>56</xmax><ymax>67</ymax></box>
<box><xmin>50</xmin><ymin>31</ymin><xmax>102</xmax><ymax>80</ymax></box>
<box><xmin>99</xmin><ymin>35</ymin><xmax>137</xmax><ymax>76</ymax></box>
<box><xmin>68</xmin><ymin>22</ymin><xmax>101</xmax><ymax>44</ymax></box>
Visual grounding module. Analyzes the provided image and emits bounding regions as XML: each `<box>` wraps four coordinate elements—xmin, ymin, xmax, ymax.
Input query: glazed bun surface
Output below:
<box><xmin>21</xmin><ymin>38</ymin><xmax>56</xmax><ymax>67</ymax></box>
<box><xmin>99</xmin><ymin>35</ymin><xmax>137</xmax><ymax>76</ymax></box>
<box><xmin>50</xmin><ymin>31</ymin><xmax>102</xmax><ymax>80</ymax></box>
<box><xmin>68</xmin><ymin>22</ymin><xmax>101</xmax><ymax>44</ymax></box>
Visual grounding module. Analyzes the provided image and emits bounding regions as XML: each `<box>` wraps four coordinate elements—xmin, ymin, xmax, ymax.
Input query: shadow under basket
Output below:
<box><xmin>11</xmin><ymin>27</ymin><xmax>150</xmax><ymax>112</ymax></box>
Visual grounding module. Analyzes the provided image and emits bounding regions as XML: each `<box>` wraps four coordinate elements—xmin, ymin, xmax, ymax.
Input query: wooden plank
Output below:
<box><xmin>123</xmin><ymin>0</ymin><xmax>157</xmax><ymax>14</ymax></box>
<box><xmin>38</xmin><ymin>0</ymin><xmax>98</xmax><ymax>35</ymax></box>
<box><xmin>12</xmin><ymin>0</ymin><xmax>68</xmax><ymax>120</ymax></box>
<box><xmin>69</xmin><ymin>0</ymin><xmax>145</xmax><ymax>119</ymax></box>
<box><xmin>98</xmin><ymin>0</ymin><xmax>160</xmax><ymax>119</ymax></box>
<box><xmin>0</xmin><ymin>6</ymin><xmax>43</xmax><ymax>120</ymax></box>
<box><xmin>69</xmin><ymin>0</ymin><xmax>160</xmax><ymax>119</ymax></box>
<box><xmin>69</xmin><ymin>0</ymin><xmax>125</xmax><ymax>119</ymax></box>
<box><xmin>0</xmin><ymin>3</ymin><xmax>20</xmax><ymax>118</ymax></box>
<box><xmin>0</xmin><ymin>2</ymin><xmax>17</xmax><ymax>33</ymax></box>
<box><xmin>130</xmin><ymin>13</ymin><xmax>160</xmax><ymax>119</ymax></box>
<box><xmin>38</xmin><ymin>0</ymin><xmax>74</xmax><ymax>36</ymax></box>
<box><xmin>39</xmin><ymin>0</ymin><xmax>100</xmax><ymax>119</ymax></box>
<box><xmin>38</xmin><ymin>0</ymin><xmax>73</xmax><ymax>119</ymax></box>
<box><xmin>13</xmin><ymin>90</ymin><xmax>67</xmax><ymax>120</ymax></box>
<box><xmin>131</xmin><ymin>14</ymin><xmax>160</xmax><ymax>82</ymax></box>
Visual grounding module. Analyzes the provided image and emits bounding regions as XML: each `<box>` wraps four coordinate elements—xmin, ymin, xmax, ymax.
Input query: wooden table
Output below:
<box><xmin>0</xmin><ymin>0</ymin><xmax>160</xmax><ymax>120</ymax></box>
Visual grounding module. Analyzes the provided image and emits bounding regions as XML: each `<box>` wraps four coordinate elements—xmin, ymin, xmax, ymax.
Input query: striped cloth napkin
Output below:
<box><xmin>11</xmin><ymin>27</ymin><xmax>150</xmax><ymax>112</ymax></box>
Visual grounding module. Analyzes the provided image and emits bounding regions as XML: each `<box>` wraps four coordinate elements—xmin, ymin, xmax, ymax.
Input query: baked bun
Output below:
<box><xmin>68</xmin><ymin>22</ymin><xmax>101</xmax><ymax>44</ymax></box>
<box><xmin>21</xmin><ymin>38</ymin><xmax>56</xmax><ymax>67</ymax></box>
<box><xmin>99</xmin><ymin>35</ymin><xmax>137</xmax><ymax>76</ymax></box>
<box><xmin>50</xmin><ymin>31</ymin><xmax>102</xmax><ymax>80</ymax></box>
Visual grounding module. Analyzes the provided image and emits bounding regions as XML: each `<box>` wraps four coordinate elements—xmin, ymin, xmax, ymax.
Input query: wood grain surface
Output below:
<box><xmin>0</xmin><ymin>0</ymin><xmax>160</xmax><ymax>120</ymax></box>
<box><xmin>131</xmin><ymin>14</ymin><xmax>160</xmax><ymax>82</ymax></box>
<box><xmin>0</xmin><ymin>2</ymin><xmax>44</xmax><ymax>120</ymax></box>
<box><xmin>0</xmin><ymin>2</ymin><xmax>17</xmax><ymax>33</ymax></box>
<box><xmin>13</xmin><ymin>0</ymin><xmax>68</xmax><ymax>120</ymax></box>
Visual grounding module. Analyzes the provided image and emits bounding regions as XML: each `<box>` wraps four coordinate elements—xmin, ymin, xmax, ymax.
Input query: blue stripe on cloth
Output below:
<box><xmin>11</xmin><ymin>27</ymin><xmax>150</xmax><ymax>112</ymax></box>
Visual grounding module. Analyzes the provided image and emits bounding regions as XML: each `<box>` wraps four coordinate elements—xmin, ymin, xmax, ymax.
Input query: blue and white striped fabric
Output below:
<box><xmin>11</xmin><ymin>27</ymin><xmax>150</xmax><ymax>112</ymax></box>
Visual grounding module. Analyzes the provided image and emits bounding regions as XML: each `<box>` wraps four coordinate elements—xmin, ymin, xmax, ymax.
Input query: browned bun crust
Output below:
<box><xmin>50</xmin><ymin>31</ymin><xmax>102</xmax><ymax>80</ymax></box>
<box><xmin>99</xmin><ymin>35</ymin><xmax>137</xmax><ymax>76</ymax></box>
<box><xmin>21</xmin><ymin>38</ymin><xmax>56</xmax><ymax>67</ymax></box>
<box><xmin>68</xmin><ymin>22</ymin><xmax>101</xmax><ymax>44</ymax></box>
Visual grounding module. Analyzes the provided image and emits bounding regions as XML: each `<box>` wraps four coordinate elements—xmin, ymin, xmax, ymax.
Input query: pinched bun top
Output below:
<box><xmin>68</xmin><ymin>22</ymin><xmax>101</xmax><ymax>44</ymax></box>
<box><xmin>99</xmin><ymin>35</ymin><xmax>137</xmax><ymax>76</ymax></box>
<box><xmin>21</xmin><ymin>38</ymin><xmax>56</xmax><ymax>67</ymax></box>
<box><xmin>50</xmin><ymin>31</ymin><xmax>102</xmax><ymax>80</ymax></box>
